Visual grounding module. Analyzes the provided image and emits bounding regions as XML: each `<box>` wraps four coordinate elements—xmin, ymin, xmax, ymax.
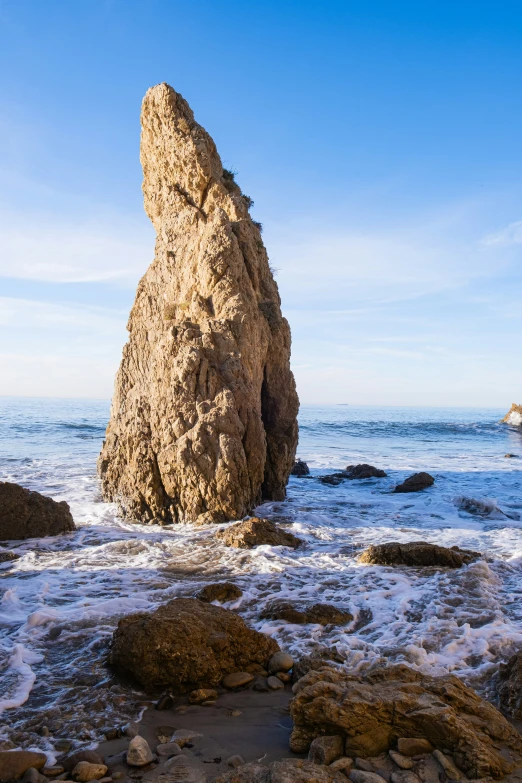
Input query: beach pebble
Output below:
<box><xmin>169</xmin><ymin>729</ymin><xmax>203</xmax><ymax>748</ymax></box>
<box><xmin>126</xmin><ymin>736</ymin><xmax>153</xmax><ymax>767</ymax></box>
<box><xmin>397</xmin><ymin>739</ymin><xmax>433</xmax><ymax>757</ymax></box>
<box><xmin>222</xmin><ymin>671</ymin><xmax>254</xmax><ymax>689</ymax></box>
<box><xmin>43</xmin><ymin>768</ymin><xmax>65</xmax><ymax>777</ymax></box>
<box><xmin>155</xmin><ymin>694</ymin><xmax>173</xmax><ymax>711</ymax></box>
<box><xmin>267</xmin><ymin>675</ymin><xmax>284</xmax><ymax>690</ymax></box>
<box><xmin>21</xmin><ymin>769</ymin><xmax>47</xmax><ymax>783</ymax></box>
<box><xmin>226</xmin><ymin>755</ymin><xmax>245</xmax><ymax>768</ymax></box>
<box><xmin>104</xmin><ymin>729</ymin><xmax>121</xmax><ymax>741</ymax></box>
<box><xmin>189</xmin><ymin>688</ymin><xmax>218</xmax><ymax>704</ymax></box>
<box><xmin>72</xmin><ymin>762</ymin><xmax>108</xmax><ymax>781</ymax></box>
<box><xmin>230</xmin><ymin>710</ymin><xmax>242</xmax><ymax>717</ymax></box>
<box><xmin>432</xmin><ymin>750</ymin><xmax>463</xmax><ymax>781</ymax></box>
<box><xmin>350</xmin><ymin>771</ymin><xmax>388</xmax><ymax>783</ymax></box>
<box><xmin>156</xmin><ymin>742</ymin><xmax>182</xmax><ymax>757</ymax></box>
<box><xmin>111</xmin><ymin>773</ymin><xmax>125</xmax><ymax>780</ymax></box>
<box><xmin>253</xmin><ymin>676</ymin><xmax>270</xmax><ymax>692</ymax></box>
<box><xmin>268</xmin><ymin>651</ymin><xmax>294</xmax><ymax>673</ymax></box>
<box><xmin>40</xmin><ymin>727</ymin><xmax>51</xmax><ymax>737</ymax></box>
<box><xmin>389</xmin><ymin>751</ymin><xmax>414</xmax><ymax>770</ymax></box>
<box><xmin>275</xmin><ymin>671</ymin><xmax>291</xmax><ymax>683</ymax></box>
<box><xmin>123</xmin><ymin>722</ymin><xmax>140</xmax><ymax>738</ymax></box>
<box><xmin>55</xmin><ymin>741</ymin><xmax>72</xmax><ymax>753</ymax></box>
<box><xmin>391</xmin><ymin>773</ymin><xmax>421</xmax><ymax>783</ymax></box>
<box><xmin>330</xmin><ymin>757</ymin><xmax>354</xmax><ymax>773</ymax></box>
<box><xmin>308</xmin><ymin>735</ymin><xmax>344</xmax><ymax>765</ymax></box>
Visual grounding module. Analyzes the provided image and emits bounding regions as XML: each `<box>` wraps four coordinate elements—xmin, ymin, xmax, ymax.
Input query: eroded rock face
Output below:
<box><xmin>502</xmin><ymin>403</ymin><xmax>522</xmax><ymax>426</ymax></box>
<box><xmin>0</xmin><ymin>481</ymin><xmax>75</xmax><ymax>541</ymax></box>
<box><xmin>358</xmin><ymin>541</ymin><xmax>479</xmax><ymax>568</ymax></box>
<box><xmin>216</xmin><ymin>517</ymin><xmax>302</xmax><ymax>549</ymax></box>
<box><xmin>108</xmin><ymin>597</ymin><xmax>279</xmax><ymax>691</ymax></box>
<box><xmin>289</xmin><ymin>665</ymin><xmax>522</xmax><ymax>780</ymax></box>
<box><xmin>98</xmin><ymin>83</ymin><xmax>299</xmax><ymax>524</ymax></box>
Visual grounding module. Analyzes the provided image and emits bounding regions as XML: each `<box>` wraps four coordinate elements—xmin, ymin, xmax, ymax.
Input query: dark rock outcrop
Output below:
<box><xmin>291</xmin><ymin>459</ymin><xmax>310</xmax><ymax>477</ymax></box>
<box><xmin>345</xmin><ymin>464</ymin><xmax>387</xmax><ymax>479</ymax></box>
<box><xmin>393</xmin><ymin>472</ymin><xmax>434</xmax><ymax>493</ymax></box>
<box><xmin>0</xmin><ymin>481</ymin><xmax>75</xmax><ymax>541</ymax></box>
<box><xmin>98</xmin><ymin>83</ymin><xmax>299</xmax><ymax>525</ymax></box>
<box><xmin>216</xmin><ymin>517</ymin><xmax>302</xmax><ymax>549</ymax></box>
<box><xmin>109</xmin><ymin>597</ymin><xmax>278</xmax><ymax>691</ymax></box>
<box><xmin>261</xmin><ymin>601</ymin><xmax>353</xmax><ymax>626</ymax></box>
<box><xmin>289</xmin><ymin>665</ymin><xmax>522</xmax><ymax>779</ymax></box>
<box><xmin>196</xmin><ymin>582</ymin><xmax>242</xmax><ymax>603</ymax></box>
<box><xmin>498</xmin><ymin>651</ymin><xmax>522</xmax><ymax>719</ymax></box>
<box><xmin>502</xmin><ymin>403</ymin><xmax>522</xmax><ymax>426</ymax></box>
<box><xmin>358</xmin><ymin>541</ymin><xmax>479</xmax><ymax>568</ymax></box>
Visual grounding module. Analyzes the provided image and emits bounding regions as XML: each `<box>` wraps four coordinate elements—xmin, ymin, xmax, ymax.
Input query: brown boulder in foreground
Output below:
<box><xmin>289</xmin><ymin>665</ymin><xmax>522</xmax><ymax>779</ymax></box>
<box><xmin>98</xmin><ymin>83</ymin><xmax>299</xmax><ymax>524</ymax></box>
<box><xmin>108</xmin><ymin>597</ymin><xmax>279</xmax><ymax>691</ymax></box>
<box><xmin>393</xmin><ymin>472</ymin><xmax>434</xmax><ymax>493</ymax></box>
<box><xmin>0</xmin><ymin>751</ymin><xmax>47</xmax><ymax>782</ymax></box>
<box><xmin>216</xmin><ymin>517</ymin><xmax>302</xmax><ymax>549</ymax></box>
<box><xmin>358</xmin><ymin>541</ymin><xmax>479</xmax><ymax>568</ymax></box>
<box><xmin>0</xmin><ymin>481</ymin><xmax>75</xmax><ymax>541</ymax></box>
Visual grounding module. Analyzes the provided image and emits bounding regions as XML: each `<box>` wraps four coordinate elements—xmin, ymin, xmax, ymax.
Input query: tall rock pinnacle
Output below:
<box><xmin>98</xmin><ymin>84</ymin><xmax>299</xmax><ymax>524</ymax></box>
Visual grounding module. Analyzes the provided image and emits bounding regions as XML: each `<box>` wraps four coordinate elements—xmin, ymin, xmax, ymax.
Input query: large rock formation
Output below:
<box><xmin>289</xmin><ymin>665</ymin><xmax>522</xmax><ymax>780</ymax></box>
<box><xmin>98</xmin><ymin>83</ymin><xmax>299</xmax><ymax>524</ymax></box>
<box><xmin>0</xmin><ymin>481</ymin><xmax>75</xmax><ymax>540</ymax></box>
<box><xmin>108</xmin><ymin>597</ymin><xmax>279</xmax><ymax>691</ymax></box>
<box><xmin>503</xmin><ymin>403</ymin><xmax>522</xmax><ymax>426</ymax></box>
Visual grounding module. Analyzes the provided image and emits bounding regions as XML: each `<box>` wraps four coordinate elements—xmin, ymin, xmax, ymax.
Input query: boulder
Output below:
<box><xmin>71</xmin><ymin>762</ymin><xmax>107</xmax><ymax>781</ymax></box>
<box><xmin>62</xmin><ymin>752</ymin><xmax>104</xmax><ymax>773</ymax></box>
<box><xmin>261</xmin><ymin>601</ymin><xmax>353</xmax><ymax>626</ymax></box>
<box><xmin>497</xmin><ymin>650</ymin><xmax>522</xmax><ymax>718</ymax></box>
<box><xmin>215</xmin><ymin>758</ymin><xmax>347</xmax><ymax>782</ymax></box>
<box><xmin>502</xmin><ymin>403</ymin><xmax>522</xmax><ymax>426</ymax></box>
<box><xmin>345</xmin><ymin>464</ymin><xmax>387</xmax><ymax>479</ymax></box>
<box><xmin>308</xmin><ymin>735</ymin><xmax>344</xmax><ymax>765</ymax></box>
<box><xmin>98</xmin><ymin>83</ymin><xmax>299</xmax><ymax>525</ymax></box>
<box><xmin>0</xmin><ymin>481</ymin><xmax>75</xmax><ymax>540</ymax></box>
<box><xmin>196</xmin><ymin>582</ymin><xmax>242</xmax><ymax>603</ymax></box>
<box><xmin>268</xmin><ymin>651</ymin><xmax>294</xmax><ymax>673</ymax></box>
<box><xmin>0</xmin><ymin>752</ymin><xmax>47</xmax><ymax>782</ymax></box>
<box><xmin>126</xmin><ymin>736</ymin><xmax>153</xmax><ymax>767</ymax></box>
<box><xmin>358</xmin><ymin>541</ymin><xmax>479</xmax><ymax>568</ymax></box>
<box><xmin>291</xmin><ymin>459</ymin><xmax>310</xmax><ymax>477</ymax></box>
<box><xmin>393</xmin><ymin>473</ymin><xmax>434</xmax><ymax>493</ymax></box>
<box><xmin>289</xmin><ymin>664</ymin><xmax>522</xmax><ymax>779</ymax></box>
<box><xmin>216</xmin><ymin>517</ymin><xmax>302</xmax><ymax>549</ymax></box>
<box><xmin>0</xmin><ymin>551</ymin><xmax>20</xmax><ymax>563</ymax></box>
<box><xmin>109</xmin><ymin>597</ymin><xmax>279</xmax><ymax>691</ymax></box>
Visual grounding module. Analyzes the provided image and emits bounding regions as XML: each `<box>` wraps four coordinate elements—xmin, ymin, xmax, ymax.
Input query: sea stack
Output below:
<box><xmin>502</xmin><ymin>403</ymin><xmax>522</xmax><ymax>426</ymax></box>
<box><xmin>98</xmin><ymin>83</ymin><xmax>299</xmax><ymax>524</ymax></box>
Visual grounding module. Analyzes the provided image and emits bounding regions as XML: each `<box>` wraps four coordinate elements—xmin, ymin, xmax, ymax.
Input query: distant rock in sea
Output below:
<box><xmin>98</xmin><ymin>83</ymin><xmax>299</xmax><ymax>524</ymax></box>
<box><xmin>0</xmin><ymin>481</ymin><xmax>75</xmax><ymax>540</ymax></box>
<box><xmin>502</xmin><ymin>403</ymin><xmax>522</xmax><ymax>426</ymax></box>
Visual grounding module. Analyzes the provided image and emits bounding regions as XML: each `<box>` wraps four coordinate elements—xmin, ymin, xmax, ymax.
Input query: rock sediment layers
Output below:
<box><xmin>98</xmin><ymin>83</ymin><xmax>299</xmax><ymax>524</ymax></box>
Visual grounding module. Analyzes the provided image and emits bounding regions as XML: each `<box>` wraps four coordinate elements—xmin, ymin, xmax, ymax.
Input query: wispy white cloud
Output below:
<box><xmin>481</xmin><ymin>219</ymin><xmax>522</xmax><ymax>247</ymax></box>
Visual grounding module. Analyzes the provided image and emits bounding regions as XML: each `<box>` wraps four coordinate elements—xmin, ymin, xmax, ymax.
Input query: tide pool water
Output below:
<box><xmin>1</xmin><ymin>398</ymin><xmax>521</xmax><ymax>757</ymax></box>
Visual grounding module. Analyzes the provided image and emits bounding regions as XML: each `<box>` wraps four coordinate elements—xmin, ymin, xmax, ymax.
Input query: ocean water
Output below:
<box><xmin>1</xmin><ymin>397</ymin><xmax>522</xmax><ymax>758</ymax></box>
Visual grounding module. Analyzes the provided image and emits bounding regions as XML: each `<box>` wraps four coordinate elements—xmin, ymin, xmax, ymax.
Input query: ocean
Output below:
<box><xmin>1</xmin><ymin>397</ymin><xmax>522</xmax><ymax>758</ymax></box>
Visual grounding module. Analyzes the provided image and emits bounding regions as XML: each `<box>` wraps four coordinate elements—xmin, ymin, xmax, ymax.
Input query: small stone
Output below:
<box><xmin>391</xmin><ymin>773</ymin><xmax>421</xmax><ymax>783</ymax></box>
<box><xmin>432</xmin><ymin>750</ymin><xmax>463</xmax><ymax>781</ymax></box>
<box><xmin>397</xmin><ymin>739</ymin><xmax>434</xmax><ymax>757</ymax></box>
<box><xmin>44</xmin><ymin>768</ymin><xmax>65</xmax><ymax>777</ymax></box>
<box><xmin>355</xmin><ymin>760</ymin><xmax>375</xmax><ymax>772</ymax></box>
<box><xmin>49</xmin><ymin>626</ymin><xmax>63</xmax><ymax>640</ymax></box>
<box><xmin>330</xmin><ymin>757</ymin><xmax>354</xmax><ymax>774</ymax></box>
<box><xmin>268</xmin><ymin>651</ymin><xmax>294</xmax><ymax>673</ymax></box>
<box><xmin>267</xmin><ymin>676</ymin><xmax>284</xmax><ymax>690</ymax></box>
<box><xmin>123</xmin><ymin>723</ymin><xmax>140</xmax><ymax>738</ymax></box>
<box><xmin>41</xmin><ymin>727</ymin><xmax>50</xmax><ymax>737</ymax></box>
<box><xmin>55</xmin><ymin>741</ymin><xmax>72</xmax><ymax>752</ymax></box>
<box><xmin>72</xmin><ymin>762</ymin><xmax>108</xmax><ymax>782</ymax></box>
<box><xmin>389</xmin><ymin>752</ymin><xmax>414</xmax><ymax>770</ymax></box>
<box><xmin>99</xmin><ymin>778</ymin><xmax>112</xmax><ymax>783</ymax></box>
<box><xmin>222</xmin><ymin>671</ymin><xmax>255</xmax><ymax>689</ymax></box>
<box><xmin>350</xmin><ymin>772</ymin><xmax>388</xmax><ymax>783</ymax></box>
<box><xmin>126</xmin><ymin>736</ymin><xmax>153</xmax><ymax>767</ymax></box>
<box><xmin>63</xmin><ymin>752</ymin><xmax>104</xmax><ymax>773</ymax></box>
<box><xmin>309</xmin><ymin>735</ymin><xmax>344</xmax><ymax>765</ymax></box>
<box><xmin>169</xmin><ymin>729</ymin><xmax>203</xmax><ymax>748</ymax></box>
<box><xmin>189</xmin><ymin>688</ymin><xmax>218</xmax><ymax>704</ymax></box>
<box><xmin>226</xmin><ymin>755</ymin><xmax>245</xmax><ymax>768</ymax></box>
<box><xmin>112</xmin><ymin>774</ymin><xmax>125</xmax><ymax>780</ymax></box>
<box><xmin>22</xmin><ymin>769</ymin><xmax>47</xmax><ymax>783</ymax></box>
<box><xmin>155</xmin><ymin>694</ymin><xmax>173</xmax><ymax>711</ymax></box>
<box><xmin>230</xmin><ymin>710</ymin><xmax>242</xmax><ymax>717</ymax></box>
<box><xmin>275</xmin><ymin>671</ymin><xmax>291</xmax><ymax>683</ymax></box>
<box><xmin>253</xmin><ymin>676</ymin><xmax>270</xmax><ymax>692</ymax></box>
<box><xmin>156</xmin><ymin>743</ymin><xmax>182</xmax><ymax>757</ymax></box>
<box><xmin>201</xmin><ymin>700</ymin><xmax>217</xmax><ymax>706</ymax></box>
<box><xmin>104</xmin><ymin>729</ymin><xmax>121</xmax><ymax>741</ymax></box>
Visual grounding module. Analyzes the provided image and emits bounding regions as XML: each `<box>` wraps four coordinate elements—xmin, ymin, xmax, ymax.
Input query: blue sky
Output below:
<box><xmin>0</xmin><ymin>0</ymin><xmax>521</xmax><ymax>405</ymax></box>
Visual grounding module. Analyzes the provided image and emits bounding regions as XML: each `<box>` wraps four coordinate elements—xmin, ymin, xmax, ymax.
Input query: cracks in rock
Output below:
<box><xmin>199</xmin><ymin>177</ymin><xmax>213</xmax><ymax>212</ymax></box>
<box><xmin>173</xmin><ymin>183</ymin><xmax>207</xmax><ymax>220</ymax></box>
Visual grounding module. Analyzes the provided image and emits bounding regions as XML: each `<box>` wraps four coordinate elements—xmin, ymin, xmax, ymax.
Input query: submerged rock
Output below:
<box><xmin>289</xmin><ymin>665</ymin><xmax>522</xmax><ymax>779</ymax></box>
<box><xmin>345</xmin><ymin>464</ymin><xmax>387</xmax><ymax>479</ymax></box>
<box><xmin>109</xmin><ymin>597</ymin><xmax>278</xmax><ymax>691</ymax></box>
<box><xmin>0</xmin><ymin>481</ymin><xmax>75</xmax><ymax>541</ymax></box>
<box><xmin>358</xmin><ymin>541</ymin><xmax>479</xmax><ymax>568</ymax></box>
<box><xmin>196</xmin><ymin>582</ymin><xmax>242</xmax><ymax>603</ymax></box>
<box><xmin>291</xmin><ymin>459</ymin><xmax>310</xmax><ymax>476</ymax></box>
<box><xmin>502</xmin><ymin>403</ymin><xmax>522</xmax><ymax>426</ymax></box>
<box><xmin>261</xmin><ymin>601</ymin><xmax>353</xmax><ymax>626</ymax></box>
<box><xmin>216</xmin><ymin>517</ymin><xmax>302</xmax><ymax>549</ymax></box>
<box><xmin>393</xmin><ymin>473</ymin><xmax>434</xmax><ymax>493</ymax></box>
<box><xmin>98</xmin><ymin>83</ymin><xmax>299</xmax><ymax>525</ymax></box>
